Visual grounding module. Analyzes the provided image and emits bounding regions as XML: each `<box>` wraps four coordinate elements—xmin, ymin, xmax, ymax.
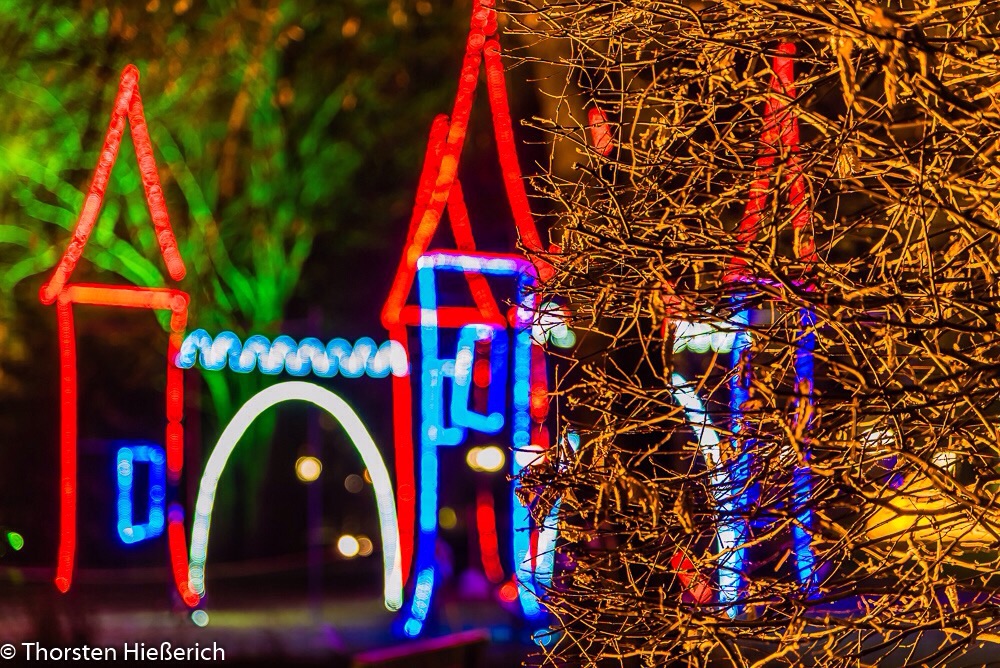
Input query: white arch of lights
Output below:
<box><xmin>188</xmin><ymin>381</ymin><xmax>402</xmax><ymax>611</ymax></box>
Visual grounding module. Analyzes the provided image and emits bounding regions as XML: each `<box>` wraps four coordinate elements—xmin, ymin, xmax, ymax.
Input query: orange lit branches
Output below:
<box><xmin>516</xmin><ymin>1</ymin><xmax>1000</xmax><ymax>665</ymax></box>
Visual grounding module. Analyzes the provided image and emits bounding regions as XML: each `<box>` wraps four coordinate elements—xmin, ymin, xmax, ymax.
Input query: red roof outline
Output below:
<box><xmin>40</xmin><ymin>65</ymin><xmax>186</xmax><ymax>305</ymax></box>
<box><xmin>380</xmin><ymin>0</ymin><xmax>552</xmax><ymax>329</ymax></box>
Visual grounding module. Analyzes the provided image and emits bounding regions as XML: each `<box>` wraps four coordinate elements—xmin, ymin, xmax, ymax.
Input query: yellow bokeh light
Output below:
<box><xmin>337</xmin><ymin>534</ymin><xmax>360</xmax><ymax>558</ymax></box>
<box><xmin>295</xmin><ymin>456</ymin><xmax>322</xmax><ymax>482</ymax></box>
<box><xmin>439</xmin><ymin>506</ymin><xmax>457</xmax><ymax>530</ymax></box>
<box><xmin>466</xmin><ymin>445</ymin><xmax>505</xmax><ymax>472</ymax></box>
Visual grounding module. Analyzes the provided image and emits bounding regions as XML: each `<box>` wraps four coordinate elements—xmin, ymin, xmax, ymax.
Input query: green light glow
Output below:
<box><xmin>7</xmin><ymin>531</ymin><xmax>23</xmax><ymax>551</ymax></box>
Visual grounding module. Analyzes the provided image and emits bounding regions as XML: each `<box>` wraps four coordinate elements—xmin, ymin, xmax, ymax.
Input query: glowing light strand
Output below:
<box><xmin>670</xmin><ymin>319</ymin><xmax>737</xmax><ymax>354</ymax></box>
<box><xmin>168</xmin><ymin>504</ymin><xmax>199</xmax><ymax>606</ymax></box>
<box><xmin>727</xmin><ymin>41</ymin><xmax>816</xmax><ymax>282</ymax></box>
<box><xmin>511</xmin><ymin>334</ymin><xmax>552</xmax><ymax>618</ymax></box>
<box><xmin>116</xmin><ymin>444</ymin><xmax>166</xmax><ymax>544</ymax></box>
<box><xmin>533</xmin><ymin>432</ymin><xmax>580</xmax><ymax>593</ymax></box>
<box><xmin>476</xmin><ymin>489</ymin><xmax>506</xmax><ymax>584</ymax></box>
<box><xmin>40</xmin><ymin>64</ymin><xmax>192</xmax><ymax>603</ymax></box>
<box><xmin>48</xmin><ymin>285</ymin><xmax>193</xmax><ymax>604</ymax></box>
<box><xmin>720</xmin><ymin>43</ymin><xmax>818</xmax><ymax>614</ymax></box>
<box><xmin>188</xmin><ymin>381</ymin><xmax>402</xmax><ymax>612</ymax></box>
<box><xmin>404</xmin><ymin>251</ymin><xmax>538</xmax><ymax>636</ymax></box>
<box><xmin>176</xmin><ymin>330</ymin><xmax>409</xmax><ymax>378</ymax></box>
<box><xmin>389</xmin><ymin>326</ymin><xmax>416</xmax><ymax>585</ymax></box>
<box><xmin>450</xmin><ymin>325</ymin><xmax>507</xmax><ymax>434</ymax></box>
<box><xmin>792</xmin><ymin>306</ymin><xmax>817</xmax><ymax>591</ymax></box>
<box><xmin>667</xmin><ymin>374</ymin><xmax>732</xmax><ymax>606</ymax></box>
<box><xmin>55</xmin><ymin>296</ymin><xmax>76</xmax><ymax>594</ymax></box>
<box><xmin>482</xmin><ymin>37</ymin><xmax>553</xmax><ymax>283</ymax></box>
<box><xmin>39</xmin><ymin>65</ymin><xmax>185</xmax><ymax>305</ymax></box>
<box><xmin>725</xmin><ymin>301</ymin><xmax>754</xmax><ymax>615</ymax></box>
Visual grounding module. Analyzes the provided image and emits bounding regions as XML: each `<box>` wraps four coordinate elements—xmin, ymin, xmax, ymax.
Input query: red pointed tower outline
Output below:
<box><xmin>380</xmin><ymin>0</ymin><xmax>552</xmax><ymax>331</ymax></box>
<box><xmin>380</xmin><ymin>0</ymin><xmax>553</xmax><ymax>584</ymax></box>
<box><xmin>40</xmin><ymin>64</ymin><xmax>186</xmax><ymax>302</ymax></box>
<box><xmin>38</xmin><ymin>65</ymin><xmax>197</xmax><ymax>606</ymax></box>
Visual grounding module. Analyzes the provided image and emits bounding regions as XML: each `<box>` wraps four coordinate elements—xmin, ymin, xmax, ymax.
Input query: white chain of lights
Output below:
<box><xmin>175</xmin><ymin>330</ymin><xmax>409</xmax><ymax>378</ymax></box>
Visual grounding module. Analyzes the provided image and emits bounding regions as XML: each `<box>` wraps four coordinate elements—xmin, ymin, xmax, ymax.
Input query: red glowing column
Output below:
<box><xmin>54</xmin><ymin>294</ymin><xmax>77</xmax><ymax>593</ymax></box>
<box><xmin>476</xmin><ymin>488</ymin><xmax>505</xmax><ymax>584</ymax></box>
<box><xmin>728</xmin><ymin>42</ymin><xmax>815</xmax><ymax>281</ymax></box>
<box><xmin>389</xmin><ymin>326</ymin><xmax>416</xmax><ymax>584</ymax></box>
<box><xmin>168</xmin><ymin>504</ymin><xmax>199</xmax><ymax>606</ymax></box>
<box><xmin>482</xmin><ymin>38</ymin><xmax>554</xmax><ymax>283</ymax></box>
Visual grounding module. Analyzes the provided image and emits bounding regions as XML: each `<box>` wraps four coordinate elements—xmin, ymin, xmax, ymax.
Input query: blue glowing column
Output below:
<box><xmin>509</xmin><ymin>269</ymin><xmax>542</xmax><ymax>619</ymax></box>
<box><xmin>723</xmin><ymin>298</ymin><xmax>818</xmax><ymax>615</ymax></box>
<box><xmin>404</xmin><ymin>262</ymin><xmax>463</xmax><ymax>637</ymax></box>
<box><xmin>792</xmin><ymin>306</ymin><xmax>817</xmax><ymax>591</ymax></box>
<box><xmin>722</xmin><ymin>302</ymin><xmax>753</xmax><ymax>615</ymax></box>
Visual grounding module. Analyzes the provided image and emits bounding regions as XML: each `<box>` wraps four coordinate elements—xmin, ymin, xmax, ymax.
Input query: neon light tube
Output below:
<box><xmin>450</xmin><ymin>325</ymin><xmax>507</xmax><ymax>434</ymax></box>
<box><xmin>189</xmin><ymin>381</ymin><xmax>402</xmax><ymax>612</ymax></box>
<box><xmin>476</xmin><ymin>489</ymin><xmax>505</xmax><ymax>584</ymax></box>
<box><xmin>792</xmin><ymin>307</ymin><xmax>817</xmax><ymax>591</ymax></box>
<box><xmin>724</xmin><ymin>301</ymin><xmax>753</xmax><ymax>616</ymax></box>
<box><xmin>176</xmin><ymin>330</ymin><xmax>409</xmax><ymax>378</ymax></box>
<box><xmin>404</xmin><ymin>250</ymin><xmax>539</xmax><ymax>634</ymax></box>
<box><xmin>55</xmin><ymin>297</ymin><xmax>76</xmax><ymax>593</ymax></box>
<box><xmin>116</xmin><ymin>444</ymin><xmax>166</xmax><ymax>544</ymax></box>
<box><xmin>40</xmin><ymin>65</ymin><xmax>184</xmax><ymax>304</ymax></box>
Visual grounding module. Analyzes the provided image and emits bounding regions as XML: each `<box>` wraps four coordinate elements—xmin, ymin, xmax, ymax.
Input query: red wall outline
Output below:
<box><xmin>40</xmin><ymin>66</ymin><xmax>196</xmax><ymax>606</ymax></box>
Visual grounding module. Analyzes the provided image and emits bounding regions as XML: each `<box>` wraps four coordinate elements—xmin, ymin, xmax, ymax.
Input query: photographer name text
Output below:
<box><xmin>4</xmin><ymin>642</ymin><xmax>225</xmax><ymax>661</ymax></box>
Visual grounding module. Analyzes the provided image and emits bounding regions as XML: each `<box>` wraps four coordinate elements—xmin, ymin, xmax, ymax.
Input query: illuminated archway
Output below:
<box><xmin>188</xmin><ymin>381</ymin><xmax>403</xmax><ymax>611</ymax></box>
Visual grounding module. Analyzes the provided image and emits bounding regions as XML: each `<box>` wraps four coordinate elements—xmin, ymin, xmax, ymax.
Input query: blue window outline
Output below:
<box><xmin>116</xmin><ymin>443</ymin><xmax>166</xmax><ymax>544</ymax></box>
<box><xmin>450</xmin><ymin>324</ymin><xmax>507</xmax><ymax>434</ymax></box>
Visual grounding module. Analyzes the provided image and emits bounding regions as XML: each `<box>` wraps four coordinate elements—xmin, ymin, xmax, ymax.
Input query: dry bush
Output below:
<box><xmin>512</xmin><ymin>1</ymin><xmax>1000</xmax><ymax>665</ymax></box>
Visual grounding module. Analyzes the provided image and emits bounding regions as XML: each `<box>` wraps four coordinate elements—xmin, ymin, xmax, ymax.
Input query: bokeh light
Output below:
<box><xmin>337</xmin><ymin>534</ymin><xmax>360</xmax><ymax>558</ymax></box>
<box><xmin>344</xmin><ymin>474</ymin><xmax>364</xmax><ymax>493</ymax></box>
<box><xmin>6</xmin><ymin>531</ymin><xmax>23</xmax><ymax>551</ymax></box>
<box><xmin>499</xmin><ymin>580</ymin><xmax>519</xmax><ymax>603</ymax></box>
<box><xmin>295</xmin><ymin>456</ymin><xmax>322</xmax><ymax>483</ymax></box>
<box><xmin>466</xmin><ymin>445</ymin><xmax>505</xmax><ymax>472</ymax></box>
<box><xmin>513</xmin><ymin>443</ymin><xmax>546</xmax><ymax>469</ymax></box>
<box><xmin>439</xmin><ymin>507</ymin><xmax>457</xmax><ymax>530</ymax></box>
